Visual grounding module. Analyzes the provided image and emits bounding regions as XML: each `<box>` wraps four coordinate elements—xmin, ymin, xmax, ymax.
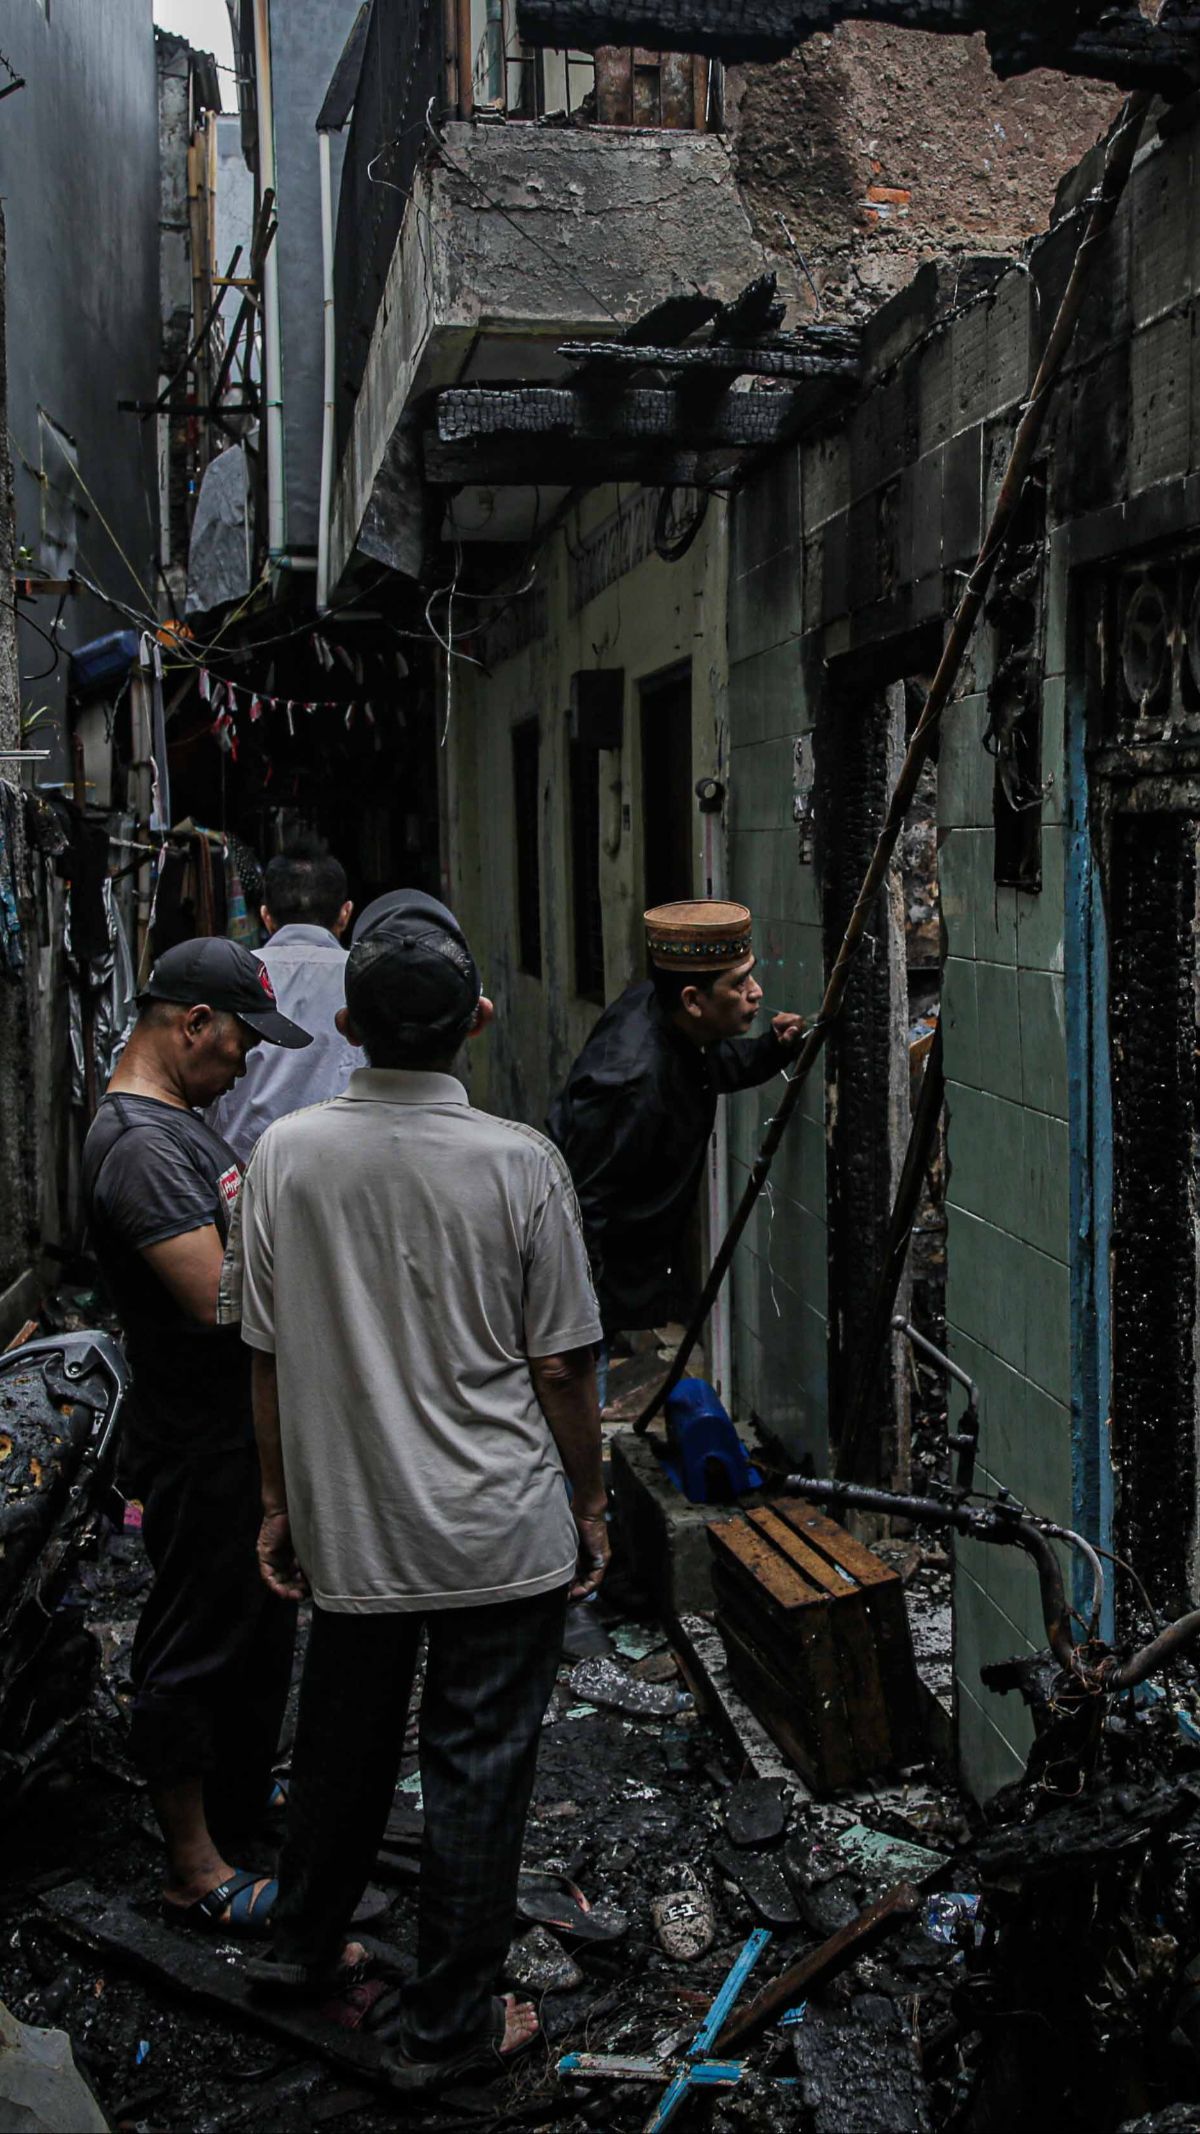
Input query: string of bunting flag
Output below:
<box><xmin>198</xmin><ymin>668</ymin><xmax>384</xmax><ymax>759</ymax></box>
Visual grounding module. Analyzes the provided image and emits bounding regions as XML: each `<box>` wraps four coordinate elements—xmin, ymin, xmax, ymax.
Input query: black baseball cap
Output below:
<box><xmin>347</xmin><ymin>890</ymin><xmax>481</xmax><ymax>1044</ymax></box>
<box><xmin>138</xmin><ymin>938</ymin><xmax>313</xmax><ymax>1050</ymax></box>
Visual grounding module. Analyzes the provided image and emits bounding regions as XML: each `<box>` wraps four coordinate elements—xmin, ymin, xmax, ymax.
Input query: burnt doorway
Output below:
<box><xmin>1107</xmin><ymin>810</ymin><xmax>1200</xmax><ymax>1619</ymax></box>
<box><xmin>817</xmin><ymin>629</ymin><xmax>945</xmax><ymax>1490</ymax></box>
<box><xmin>641</xmin><ymin>663</ymin><xmax>694</xmax><ymax>912</ymax></box>
<box><xmin>1089</xmin><ymin>548</ymin><xmax>1200</xmax><ymax>1625</ymax></box>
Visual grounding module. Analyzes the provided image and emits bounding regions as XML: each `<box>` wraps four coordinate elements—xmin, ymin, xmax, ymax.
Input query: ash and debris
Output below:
<box><xmin>8</xmin><ymin>1297</ymin><xmax>1200</xmax><ymax>2131</ymax></box>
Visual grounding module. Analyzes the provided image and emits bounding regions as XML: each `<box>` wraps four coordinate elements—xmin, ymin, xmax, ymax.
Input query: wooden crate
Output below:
<box><xmin>708</xmin><ymin>1498</ymin><xmax>923</xmax><ymax>1793</ymax></box>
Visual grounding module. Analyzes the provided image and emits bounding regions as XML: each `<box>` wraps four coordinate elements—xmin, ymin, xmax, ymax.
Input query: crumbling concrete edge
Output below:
<box><xmin>674</xmin><ymin>1610</ymin><xmax>813</xmax><ymax>1805</ymax></box>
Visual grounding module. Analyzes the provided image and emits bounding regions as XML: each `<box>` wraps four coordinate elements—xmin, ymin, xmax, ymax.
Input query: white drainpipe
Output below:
<box><xmin>316</xmin><ymin>128</ymin><xmax>336</xmax><ymax>613</ymax></box>
<box><xmin>252</xmin><ymin>0</ymin><xmax>285</xmax><ymax>559</ymax></box>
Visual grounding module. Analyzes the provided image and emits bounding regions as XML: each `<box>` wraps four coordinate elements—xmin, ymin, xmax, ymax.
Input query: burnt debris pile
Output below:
<box><xmin>1</xmin><ymin>1447</ymin><xmax>1200</xmax><ymax>2132</ymax></box>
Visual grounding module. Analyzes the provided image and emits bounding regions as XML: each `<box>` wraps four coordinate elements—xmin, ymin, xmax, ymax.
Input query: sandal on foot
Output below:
<box><xmin>162</xmin><ymin>1871</ymin><xmax>278</xmax><ymax>1938</ymax></box>
<box><xmin>383</xmin><ymin>1995</ymin><xmax>538</xmax><ymax>2095</ymax></box>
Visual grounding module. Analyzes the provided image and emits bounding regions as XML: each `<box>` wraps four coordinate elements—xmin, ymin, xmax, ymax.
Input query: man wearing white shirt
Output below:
<box><xmin>208</xmin><ymin>841</ymin><xmax>360</xmax><ymax>1160</ymax></box>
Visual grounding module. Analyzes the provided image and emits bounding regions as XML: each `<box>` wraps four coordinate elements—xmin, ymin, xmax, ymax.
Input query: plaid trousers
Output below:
<box><xmin>270</xmin><ymin>1583</ymin><xmax>568</xmax><ymax>2057</ymax></box>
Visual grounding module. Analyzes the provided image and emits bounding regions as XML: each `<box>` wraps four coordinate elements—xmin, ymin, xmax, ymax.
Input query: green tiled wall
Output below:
<box><xmin>726</xmin><ymin>345</ymin><xmax>1077</xmax><ymax>1800</ymax></box>
<box><xmin>724</xmin><ymin>120</ymin><xmax>1200</xmax><ymax>1797</ymax></box>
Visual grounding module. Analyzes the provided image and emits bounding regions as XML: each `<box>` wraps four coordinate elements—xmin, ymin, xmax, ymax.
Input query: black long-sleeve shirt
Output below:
<box><xmin>547</xmin><ymin>980</ymin><xmax>786</xmax><ymax>1333</ymax></box>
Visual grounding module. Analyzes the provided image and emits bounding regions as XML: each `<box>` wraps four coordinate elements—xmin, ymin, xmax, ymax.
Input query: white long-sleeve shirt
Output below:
<box><xmin>207</xmin><ymin>923</ymin><xmax>362</xmax><ymax>1161</ymax></box>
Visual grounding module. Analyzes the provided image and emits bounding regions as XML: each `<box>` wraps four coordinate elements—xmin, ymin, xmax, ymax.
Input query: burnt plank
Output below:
<box><xmin>516</xmin><ymin>0</ymin><xmax>1200</xmax><ymax>101</ymax></box>
<box><xmin>745</xmin><ymin>1506</ymin><xmax>894</xmax><ymax>1772</ymax></box>
<box><xmin>714</xmin><ymin>1567</ymin><xmax>855</xmax><ymax>1782</ymax></box>
<box><xmin>557</xmin><ymin>340</ymin><xmax>860</xmax><ymax>382</ymax></box>
<box><xmin>716</xmin><ymin>1881</ymin><xmax>922</xmax><ymax>2053</ymax></box>
<box><xmin>718</xmin><ymin>1608</ymin><xmax>862</xmax><ymax>1794</ymax></box>
<box><xmin>39</xmin><ymin>1883</ymin><xmax>407</xmax><ymax>2094</ymax></box>
<box><xmin>777</xmin><ymin>1498</ymin><xmax>897</xmax><ymax>1588</ymax></box>
<box><xmin>776</xmin><ymin>1500</ymin><xmax>923</xmax><ymax>1760</ymax></box>
<box><xmin>433</xmin><ymin>385</ymin><xmax>810</xmax><ymax>450</ymax></box>
<box><xmin>709</xmin><ymin>1515</ymin><xmax>827</xmax><ymax>1613</ymax></box>
<box><xmin>747</xmin><ymin>1505</ymin><xmax>851</xmax><ymax>1599</ymax></box>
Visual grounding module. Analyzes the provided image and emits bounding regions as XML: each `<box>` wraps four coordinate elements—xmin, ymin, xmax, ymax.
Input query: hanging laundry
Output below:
<box><xmin>0</xmin><ymin>784</ymin><xmax>25</xmax><ymax>981</ymax></box>
<box><xmin>225</xmin><ymin>845</ymin><xmax>257</xmax><ymax>946</ymax></box>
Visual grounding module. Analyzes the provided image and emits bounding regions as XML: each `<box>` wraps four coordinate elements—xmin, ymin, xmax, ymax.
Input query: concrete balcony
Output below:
<box><xmin>328</xmin><ymin>120</ymin><xmax>770</xmax><ymax>584</ymax></box>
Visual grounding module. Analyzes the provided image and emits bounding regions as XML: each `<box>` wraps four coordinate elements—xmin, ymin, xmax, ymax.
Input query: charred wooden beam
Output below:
<box><xmin>515</xmin><ymin>0</ymin><xmax>1200</xmax><ymax>97</ymax></box>
<box><xmin>991</xmin><ymin>18</ymin><xmax>1200</xmax><ymax>96</ymax></box>
<box><xmin>425</xmin><ymin>382</ymin><xmax>836</xmax><ymax>482</ymax></box>
<box><xmin>712</xmin><ymin>270</ymin><xmax>787</xmax><ymax>341</ymax></box>
<box><xmin>558</xmin><ymin>337</ymin><xmax>860</xmax><ymax>381</ymax></box>
<box><xmin>436</xmin><ymin>383</ymin><xmax>813</xmax><ymax>449</ymax></box>
<box><xmin>624</xmin><ymin>292</ymin><xmax>723</xmax><ymax>344</ymax></box>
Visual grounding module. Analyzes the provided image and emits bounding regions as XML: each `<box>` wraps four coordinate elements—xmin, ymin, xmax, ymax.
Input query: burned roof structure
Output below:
<box><xmin>514</xmin><ymin>0</ymin><xmax>1200</xmax><ymax>95</ymax></box>
<box><xmin>426</xmin><ymin>274</ymin><xmax>861</xmax><ymax>492</ymax></box>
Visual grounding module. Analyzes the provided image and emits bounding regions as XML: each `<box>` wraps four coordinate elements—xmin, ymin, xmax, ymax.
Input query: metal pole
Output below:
<box><xmin>633</xmin><ymin>91</ymin><xmax>1150</xmax><ymax>1436</ymax></box>
<box><xmin>316</xmin><ymin>131</ymin><xmax>337</xmax><ymax>613</ymax></box>
<box><xmin>252</xmin><ymin>0</ymin><xmax>286</xmax><ymax>559</ymax></box>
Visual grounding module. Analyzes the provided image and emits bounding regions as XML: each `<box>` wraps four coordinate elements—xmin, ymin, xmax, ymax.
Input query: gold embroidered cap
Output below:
<box><xmin>645</xmin><ymin>900</ymin><xmax>753</xmax><ymax>973</ymax></box>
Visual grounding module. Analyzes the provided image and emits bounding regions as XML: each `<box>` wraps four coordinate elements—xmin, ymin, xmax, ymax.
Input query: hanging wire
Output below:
<box><xmin>0</xmin><ymin>45</ymin><xmax>26</xmax><ymax>99</ymax></box>
<box><xmin>11</xmin><ymin>594</ymin><xmax>65</xmax><ymax>684</ymax></box>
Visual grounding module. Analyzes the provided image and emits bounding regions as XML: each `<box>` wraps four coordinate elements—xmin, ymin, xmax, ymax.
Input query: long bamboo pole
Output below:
<box><xmin>634</xmin><ymin>91</ymin><xmax>1149</xmax><ymax>1437</ymax></box>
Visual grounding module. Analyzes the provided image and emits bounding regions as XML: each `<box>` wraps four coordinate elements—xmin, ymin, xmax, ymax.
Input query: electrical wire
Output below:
<box><xmin>11</xmin><ymin>594</ymin><xmax>65</xmax><ymax>684</ymax></box>
<box><xmin>66</xmin><ymin>459</ymin><xmax>161</xmax><ymax>622</ymax></box>
<box><xmin>1087</xmin><ymin>1540</ymin><xmax>1163</xmax><ymax>1640</ymax></box>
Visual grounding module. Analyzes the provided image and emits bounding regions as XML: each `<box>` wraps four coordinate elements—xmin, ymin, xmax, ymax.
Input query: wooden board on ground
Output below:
<box><xmin>39</xmin><ymin>1881</ymin><xmax>408</xmax><ymax>2095</ymax></box>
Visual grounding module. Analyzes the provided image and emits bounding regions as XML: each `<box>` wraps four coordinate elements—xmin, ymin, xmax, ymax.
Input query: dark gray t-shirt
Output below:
<box><xmin>83</xmin><ymin>1093</ymin><xmax>250</xmax><ymax>1469</ymax></box>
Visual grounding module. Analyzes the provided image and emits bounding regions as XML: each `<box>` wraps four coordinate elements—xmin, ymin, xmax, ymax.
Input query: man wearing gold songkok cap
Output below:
<box><xmin>547</xmin><ymin>900</ymin><xmax>804</xmax><ymax>1349</ymax></box>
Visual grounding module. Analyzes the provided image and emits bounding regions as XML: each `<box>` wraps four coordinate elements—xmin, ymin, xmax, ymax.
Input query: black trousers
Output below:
<box><xmin>129</xmin><ymin>1438</ymin><xmax>296</xmax><ymax>1841</ymax></box>
<box><xmin>271</xmin><ymin>1583</ymin><xmax>568</xmax><ymax>2058</ymax></box>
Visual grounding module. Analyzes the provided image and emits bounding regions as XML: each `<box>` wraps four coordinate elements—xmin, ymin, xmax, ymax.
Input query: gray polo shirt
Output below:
<box><xmin>226</xmin><ymin>1068</ymin><xmax>602</xmax><ymax>1613</ymax></box>
<box><xmin>207</xmin><ymin>923</ymin><xmax>362</xmax><ymax>1162</ymax></box>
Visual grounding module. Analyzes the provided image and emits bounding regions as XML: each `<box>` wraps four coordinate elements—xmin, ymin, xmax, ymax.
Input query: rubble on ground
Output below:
<box><xmin>3</xmin><ymin>1484</ymin><xmax>1200</xmax><ymax>2134</ymax></box>
<box><xmin>5</xmin><ymin>1294</ymin><xmax>1200</xmax><ymax>2130</ymax></box>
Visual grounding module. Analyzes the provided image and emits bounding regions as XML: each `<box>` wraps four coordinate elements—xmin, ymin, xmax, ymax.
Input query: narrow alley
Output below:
<box><xmin>4</xmin><ymin>4</ymin><xmax>1200</xmax><ymax>2131</ymax></box>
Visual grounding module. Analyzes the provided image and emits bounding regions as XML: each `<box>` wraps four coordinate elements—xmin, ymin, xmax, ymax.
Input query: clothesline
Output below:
<box><xmin>200</xmin><ymin>666</ymin><xmax>384</xmax><ymax>750</ymax></box>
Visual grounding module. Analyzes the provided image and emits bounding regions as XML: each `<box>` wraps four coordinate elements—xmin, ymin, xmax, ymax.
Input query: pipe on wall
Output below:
<box><xmin>252</xmin><ymin>0</ymin><xmax>285</xmax><ymax>559</ymax></box>
<box><xmin>316</xmin><ymin>129</ymin><xmax>336</xmax><ymax>613</ymax></box>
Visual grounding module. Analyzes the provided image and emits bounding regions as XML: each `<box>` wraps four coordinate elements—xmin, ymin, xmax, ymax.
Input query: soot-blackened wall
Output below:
<box><xmin>1108</xmin><ymin>811</ymin><xmax>1198</xmax><ymax>1621</ymax></box>
<box><xmin>816</xmin><ymin>674</ymin><xmax>902</xmax><ymax>1466</ymax></box>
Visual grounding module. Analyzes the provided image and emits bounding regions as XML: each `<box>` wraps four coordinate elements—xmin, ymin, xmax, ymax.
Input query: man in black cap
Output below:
<box><xmin>228</xmin><ymin>892</ymin><xmax>606</xmax><ymax>2086</ymax></box>
<box><xmin>83</xmin><ymin>938</ymin><xmax>311</xmax><ymax>1935</ymax></box>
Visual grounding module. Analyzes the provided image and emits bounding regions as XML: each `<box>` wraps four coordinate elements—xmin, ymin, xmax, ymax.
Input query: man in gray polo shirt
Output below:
<box><xmin>230</xmin><ymin>892</ymin><xmax>607</xmax><ymax>2087</ymax></box>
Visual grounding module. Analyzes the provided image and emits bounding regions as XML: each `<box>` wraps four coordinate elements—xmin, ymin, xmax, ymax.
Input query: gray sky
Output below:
<box><xmin>153</xmin><ymin>0</ymin><xmax>236</xmax><ymax>75</ymax></box>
